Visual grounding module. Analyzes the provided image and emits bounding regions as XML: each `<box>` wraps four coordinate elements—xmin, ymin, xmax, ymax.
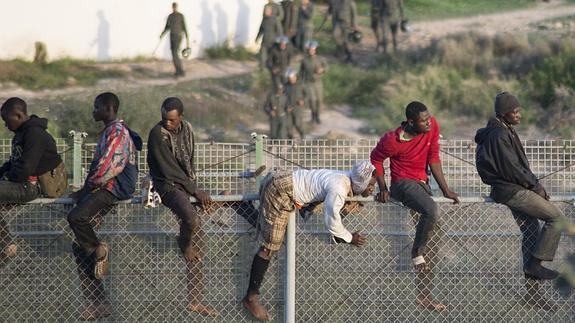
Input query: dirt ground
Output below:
<box><xmin>1</xmin><ymin>0</ymin><xmax>574</xmax><ymax>139</ymax></box>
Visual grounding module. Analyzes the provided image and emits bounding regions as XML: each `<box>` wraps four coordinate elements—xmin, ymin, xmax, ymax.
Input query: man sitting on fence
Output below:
<box><xmin>67</xmin><ymin>92</ymin><xmax>141</xmax><ymax>320</ymax></box>
<box><xmin>243</xmin><ymin>160</ymin><xmax>376</xmax><ymax>321</ymax></box>
<box><xmin>0</xmin><ymin>97</ymin><xmax>64</xmax><ymax>267</ymax></box>
<box><xmin>146</xmin><ymin>97</ymin><xmax>218</xmax><ymax>317</ymax></box>
<box><xmin>475</xmin><ymin>92</ymin><xmax>567</xmax><ymax>309</ymax></box>
<box><xmin>370</xmin><ymin>101</ymin><xmax>459</xmax><ymax>312</ymax></box>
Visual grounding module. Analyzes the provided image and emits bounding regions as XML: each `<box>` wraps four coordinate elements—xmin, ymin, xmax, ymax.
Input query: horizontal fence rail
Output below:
<box><xmin>0</xmin><ymin>137</ymin><xmax>573</xmax><ymax>322</ymax></box>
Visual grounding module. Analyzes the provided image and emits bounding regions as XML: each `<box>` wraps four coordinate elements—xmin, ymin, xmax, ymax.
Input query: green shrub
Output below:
<box><xmin>0</xmin><ymin>58</ymin><xmax>126</xmax><ymax>90</ymax></box>
<box><xmin>204</xmin><ymin>42</ymin><xmax>254</xmax><ymax>61</ymax></box>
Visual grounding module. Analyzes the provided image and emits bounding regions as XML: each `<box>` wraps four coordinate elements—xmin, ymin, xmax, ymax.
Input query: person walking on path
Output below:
<box><xmin>160</xmin><ymin>2</ymin><xmax>190</xmax><ymax>77</ymax></box>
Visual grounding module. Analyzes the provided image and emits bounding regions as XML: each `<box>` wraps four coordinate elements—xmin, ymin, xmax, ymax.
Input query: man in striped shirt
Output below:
<box><xmin>67</xmin><ymin>92</ymin><xmax>141</xmax><ymax>320</ymax></box>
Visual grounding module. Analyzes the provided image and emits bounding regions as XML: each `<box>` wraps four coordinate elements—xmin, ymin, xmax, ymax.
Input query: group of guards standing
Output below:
<box><xmin>258</xmin><ymin>0</ymin><xmax>328</xmax><ymax>140</ymax></box>
<box><xmin>257</xmin><ymin>0</ymin><xmax>408</xmax><ymax>140</ymax></box>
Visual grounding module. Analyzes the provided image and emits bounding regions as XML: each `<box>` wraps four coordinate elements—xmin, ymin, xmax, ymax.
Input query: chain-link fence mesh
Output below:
<box><xmin>0</xmin><ymin>138</ymin><xmax>573</xmax><ymax>322</ymax></box>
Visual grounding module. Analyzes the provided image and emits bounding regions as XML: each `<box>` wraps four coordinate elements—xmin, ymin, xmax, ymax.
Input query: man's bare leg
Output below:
<box><xmin>243</xmin><ymin>248</ymin><xmax>272</xmax><ymax>321</ymax></box>
<box><xmin>413</xmin><ymin>212</ymin><xmax>446</xmax><ymax>312</ymax></box>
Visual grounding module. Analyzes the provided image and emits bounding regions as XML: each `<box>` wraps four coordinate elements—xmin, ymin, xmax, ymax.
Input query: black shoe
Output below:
<box><xmin>524</xmin><ymin>263</ymin><xmax>559</xmax><ymax>280</ymax></box>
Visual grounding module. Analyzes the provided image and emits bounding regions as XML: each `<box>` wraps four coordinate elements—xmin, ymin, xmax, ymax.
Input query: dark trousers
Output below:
<box><xmin>68</xmin><ymin>189</ymin><xmax>117</xmax><ymax>305</ymax></box>
<box><xmin>67</xmin><ymin>189</ymin><xmax>118</xmax><ymax>255</ymax></box>
<box><xmin>381</xmin><ymin>19</ymin><xmax>399</xmax><ymax>52</ymax></box>
<box><xmin>504</xmin><ymin>189</ymin><xmax>564</xmax><ymax>263</ymax></box>
<box><xmin>170</xmin><ymin>34</ymin><xmax>184</xmax><ymax>76</ymax></box>
<box><xmin>0</xmin><ymin>181</ymin><xmax>40</xmax><ymax>250</ymax></box>
<box><xmin>161</xmin><ymin>188</ymin><xmax>206</xmax><ymax>304</ymax></box>
<box><xmin>390</xmin><ymin>179</ymin><xmax>440</xmax><ymax>258</ymax></box>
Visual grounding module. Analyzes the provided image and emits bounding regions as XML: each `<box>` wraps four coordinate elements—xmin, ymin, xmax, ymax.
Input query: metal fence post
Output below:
<box><xmin>254</xmin><ymin>133</ymin><xmax>265</xmax><ymax>188</ymax></box>
<box><xmin>285</xmin><ymin>213</ymin><xmax>296</xmax><ymax>323</ymax></box>
<box><xmin>69</xmin><ymin>130</ymin><xmax>87</xmax><ymax>188</ymax></box>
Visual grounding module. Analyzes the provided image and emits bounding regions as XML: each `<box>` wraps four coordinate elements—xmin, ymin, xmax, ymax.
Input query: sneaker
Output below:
<box><xmin>81</xmin><ymin>301</ymin><xmax>112</xmax><ymax>321</ymax></box>
<box><xmin>93</xmin><ymin>243</ymin><xmax>109</xmax><ymax>280</ymax></box>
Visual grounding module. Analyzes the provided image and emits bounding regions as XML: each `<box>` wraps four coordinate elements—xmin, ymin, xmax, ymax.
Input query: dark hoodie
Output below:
<box><xmin>0</xmin><ymin>115</ymin><xmax>62</xmax><ymax>183</ymax></box>
<box><xmin>474</xmin><ymin>117</ymin><xmax>541</xmax><ymax>203</ymax></box>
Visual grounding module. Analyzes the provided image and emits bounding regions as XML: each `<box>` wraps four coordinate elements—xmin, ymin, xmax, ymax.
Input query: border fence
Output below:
<box><xmin>0</xmin><ymin>134</ymin><xmax>574</xmax><ymax>322</ymax></box>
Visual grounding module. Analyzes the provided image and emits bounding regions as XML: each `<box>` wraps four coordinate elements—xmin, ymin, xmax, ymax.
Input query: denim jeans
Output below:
<box><xmin>67</xmin><ymin>189</ymin><xmax>118</xmax><ymax>255</ymax></box>
<box><xmin>504</xmin><ymin>189</ymin><xmax>565</xmax><ymax>263</ymax></box>
<box><xmin>0</xmin><ymin>180</ymin><xmax>40</xmax><ymax>250</ymax></box>
<box><xmin>390</xmin><ymin>179</ymin><xmax>440</xmax><ymax>258</ymax></box>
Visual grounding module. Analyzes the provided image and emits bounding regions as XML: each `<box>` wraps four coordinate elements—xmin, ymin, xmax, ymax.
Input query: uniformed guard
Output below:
<box><xmin>284</xmin><ymin>68</ymin><xmax>306</xmax><ymax>139</ymax></box>
<box><xmin>281</xmin><ymin>0</ymin><xmax>298</xmax><ymax>44</ymax></box>
<box><xmin>267</xmin><ymin>35</ymin><xmax>295</xmax><ymax>91</ymax></box>
<box><xmin>256</xmin><ymin>6</ymin><xmax>284</xmax><ymax>69</ymax></box>
<box><xmin>295</xmin><ymin>0</ymin><xmax>315</xmax><ymax>51</ymax></box>
<box><xmin>371</xmin><ymin>0</ymin><xmax>384</xmax><ymax>52</ymax></box>
<box><xmin>381</xmin><ymin>0</ymin><xmax>405</xmax><ymax>53</ymax></box>
<box><xmin>160</xmin><ymin>2</ymin><xmax>190</xmax><ymax>77</ymax></box>
<box><xmin>300</xmin><ymin>40</ymin><xmax>328</xmax><ymax>124</ymax></box>
<box><xmin>264</xmin><ymin>0</ymin><xmax>285</xmax><ymax>22</ymax></box>
<box><xmin>263</xmin><ymin>84</ymin><xmax>288</xmax><ymax>139</ymax></box>
<box><xmin>330</xmin><ymin>0</ymin><xmax>358</xmax><ymax>62</ymax></box>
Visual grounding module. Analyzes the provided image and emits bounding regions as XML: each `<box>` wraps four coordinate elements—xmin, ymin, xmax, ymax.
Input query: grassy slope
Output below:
<box><xmin>0</xmin><ymin>74</ymin><xmax>267</xmax><ymax>142</ymax></box>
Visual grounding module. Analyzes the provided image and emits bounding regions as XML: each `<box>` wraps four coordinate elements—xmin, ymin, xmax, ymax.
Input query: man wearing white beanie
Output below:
<box><xmin>242</xmin><ymin>160</ymin><xmax>376</xmax><ymax>321</ymax></box>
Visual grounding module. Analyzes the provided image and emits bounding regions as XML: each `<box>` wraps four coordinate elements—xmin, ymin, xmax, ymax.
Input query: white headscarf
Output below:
<box><xmin>350</xmin><ymin>160</ymin><xmax>375</xmax><ymax>194</ymax></box>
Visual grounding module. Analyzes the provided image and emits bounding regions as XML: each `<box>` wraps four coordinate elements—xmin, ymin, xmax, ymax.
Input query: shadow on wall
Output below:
<box><xmin>200</xmin><ymin>0</ymin><xmax>216</xmax><ymax>49</ymax></box>
<box><xmin>214</xmin><ymin>3</ymin><xmax>229</xmax><ymax>44</ymax></box>
<box><xmin>235</xmin><ymin>0</ymin><xmax>250</xmax><ymax>45</ymax></box>
<box><xmin>92</xmin><ymin>10</ymin><xmax>110</xmax><ymax>61</ymax></box>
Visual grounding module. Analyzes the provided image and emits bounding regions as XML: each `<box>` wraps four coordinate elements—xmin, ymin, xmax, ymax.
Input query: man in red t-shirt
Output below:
<box><xmin>370</xmin><ymin>101</ymin><xmax>459</xmax><ymax>311</ymax></box>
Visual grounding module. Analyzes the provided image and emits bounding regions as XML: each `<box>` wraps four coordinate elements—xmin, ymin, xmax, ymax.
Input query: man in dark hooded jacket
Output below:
<box><xmin>0</xmin><ymin>97</ymin><xmax>62</xmax><ymax>267</ymax></box>
<box><xmin>475</xmin><ymin>92</ymin><xmax>566</xmax><ymax>309</ymax></box>
<box><xmin>147</xmin><ymin>97</ymin><xmax>217</xmax><ymax>317</ymax></box>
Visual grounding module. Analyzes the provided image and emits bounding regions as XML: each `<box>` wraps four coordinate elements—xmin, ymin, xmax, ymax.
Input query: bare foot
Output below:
<box><xmin>242</xmin><ymin>295</ymin><xmax>271</xmax><ymax>321</ymax></box>
<box><xmin>417</xmin><ymin>295</ymin><xmax>447</xmax><ymax>312</ymax></box>
<box><xmin>187</xmin><ymin>303</ymin><xmax>219</xmax><ymax>317</ymax></box>
<box><xmin>5</xmin><ymin>243</ymin><xmax>17</xmax><ymax>257</ymax></box>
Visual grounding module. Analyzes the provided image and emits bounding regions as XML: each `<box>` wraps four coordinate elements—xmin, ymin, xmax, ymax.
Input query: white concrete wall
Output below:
<box><xmin>0</xmin><ymin>0</ymin><xmax>267</xmax><ymax>61</ymax></box>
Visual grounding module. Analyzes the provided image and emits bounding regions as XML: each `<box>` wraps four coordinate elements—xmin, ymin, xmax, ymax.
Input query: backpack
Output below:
<box><xmin>38</xmin><ymin>161</ymin><xmax>68</xmax><ymax>198</ymax></box>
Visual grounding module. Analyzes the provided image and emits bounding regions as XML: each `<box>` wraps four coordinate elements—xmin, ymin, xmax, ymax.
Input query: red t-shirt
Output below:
<box><xmin>370</xmin><ymin>117</ymin><xmax>441</xmax><ymax>183</ymax></box>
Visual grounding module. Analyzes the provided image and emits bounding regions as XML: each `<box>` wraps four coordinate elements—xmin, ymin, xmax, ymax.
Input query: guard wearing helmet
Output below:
<box><xmin>329</xmin><ymin>0</ymin><xmax>358</xmax><ymax>63</ymax></box>
<box><xmin>300</xmin><ymin>40</ymin><xmax>328</xmax><ymax>124</ymax></box>
<box><xmin>263</xmin><ymin>84</ymin><xmax>288</xmax><ymax>139</ymax></box>
<box><xmin>381</xmin><ymin>0</ymin><xmax>405</xmax><ymax>53</ymax></box>
<box><xmin>284</xmin><ymin>68</ymin><xmax>306</xmax><ymax>139</ymax></box>
<box><xmin>295</xmin><ymin>0</ymin><xmax>315</xmax><ymax>51</ymax></box>
<box><xmin>267</xmin><ymin>36</ymin><xmax>295</xmax><ymax>91</ymax></box>
<box><xmin>160</xmin><ymin>2</ymin><xmax>190</xmax><ymax>77</ymax></box>
<box><xmin>257</xmin><ymin>6</ymin><xmax>284</xmax><ymax>69</ymax></box>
